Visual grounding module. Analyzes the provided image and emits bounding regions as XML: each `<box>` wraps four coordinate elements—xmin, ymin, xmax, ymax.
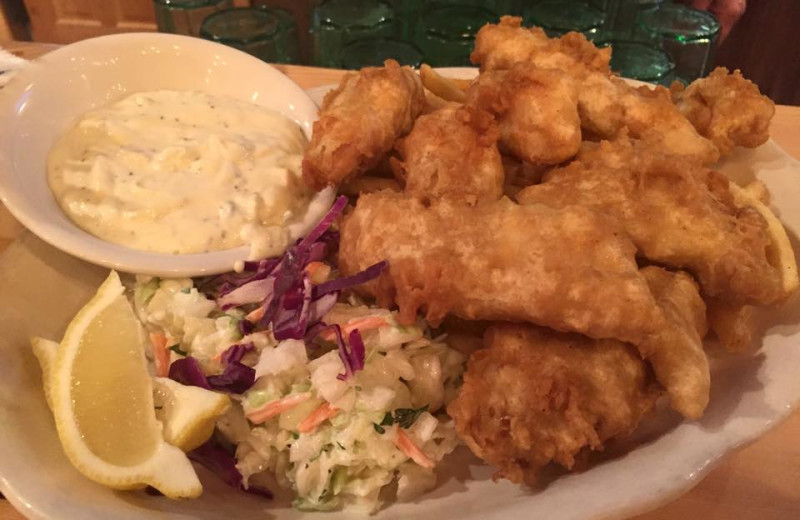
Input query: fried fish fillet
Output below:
<box><xmin>302</xmin><ymin>60</ymin><xmax>424</xmax><ymax>190</ymax></box>
<box><xmin>470</xmin><ymin>17</ymin><xmax>719</xmax><ymax>165</ymax></box>
<box><xmin>447</xmin><ymin>323</ymin><xmax>660</xmax><ymax>484</ymax></box>
<box><xmin>517</xmin><ymin>138</ymin><xmax>784</xmax><ymax>306</ymax></box>
<box><xmin>392</xmin><ymin>105</ymin><xmax>504</xmax><ymax>205</ymax></box>
<box><xmin>470</xmin><ymin>16</ymin><xmax>611</xmax><ymax>76</ymax></box>
<box><xmin>674</xmin><ymin>67</ymin><xmax>775</xmax><ymax>156</ymax></box>
<box><xmin>339</xmin><ymin>191</ymin><xmax>710</xmax><ymax>417</ymax></box>
<box><xmin>466</xmin><ymin>63</ymin><xmax>582</xmax><ymax>166</ymax></box>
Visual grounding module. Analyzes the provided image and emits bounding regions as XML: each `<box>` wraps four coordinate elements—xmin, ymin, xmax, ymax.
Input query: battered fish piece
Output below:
<box><xmin>517</xmin><ymin>138</ymin><xmax>784</xmax><ymax>305</ymax></box>
<box><xmin>340</xmin><ymin>191</ymin><xmax>662</xmax><ymax>343</ymax></box>
<box><xmin>470</xmin><ymin>18</ymin><xmax>719</xmax><ymax>165</ymax></box>
<box><xmin>302</xmin><ymin>60</ymin><xmax>424</xmax><ymax>190</ymax></box>
<box><xmin>470</xmin><ymin>16</ymin><xmax>611</xmax><ymax>76</ymax></box>
<box><xmin>466</xmin><ymin>64</ymin><xmax>582</xmax><ymax>166</ymax></box>
<box><xmin>706</xmin><ymin>300</ymin><xmax>763</xmax><ymax>352</ymax></box>
<box><xmin>339</xmin><ymin>192</ymin><xmax>710</xmax><ymax>417</ymax></box>
<box><xmin>674</xmin><ymin>67</ymin><xmax>775</xmax><ymax>156</ymax></box>
<box><xmin>447</xmin><ymin>323</ymin><xmax>660</xmax><ymax>484</ymax></box>
<box><xmin>393</xmin><ymin>105</ymin><xmax>504</xmax><ymax>205</ymax></box>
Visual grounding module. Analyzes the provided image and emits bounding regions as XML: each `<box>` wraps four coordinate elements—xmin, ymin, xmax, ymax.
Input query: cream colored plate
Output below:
<box><xmin>2</xmin><ymin>70</ymin><xmax>800</xmax><ymax>520</ymax></box>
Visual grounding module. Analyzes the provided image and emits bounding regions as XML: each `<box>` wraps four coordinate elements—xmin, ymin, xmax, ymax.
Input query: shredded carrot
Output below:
<box><xmin>297</xmin><ymin>402</ymin><xmax>340</xmax><ymax>434</ymax></box>
<box><xmin>150</xmin><ymin>332</ymin><xmax>170</xmax><ymax>377</ymax></box>
<box><xmin>394</xmin><ymin>429</ymin><xmax>434</xmax><ymax>469</ymax></box>
<box><xmin>246</xmin><ymin>392</ymin><xmax>312</xmax><ymax>424</ymax></box>
<box><xmin>245</xmin><ymin>306</ymin><xmax>265</xmax><ymax>323</ymax></box>
<box><xmin>305</xmin><ymin>262</ymin><xmax>331</xmax><ymax>284</ymax></box>
<box><xmin>320</xmin><ymin>316</ymin><xmax>387</xmax><ymax>341</ymax></box>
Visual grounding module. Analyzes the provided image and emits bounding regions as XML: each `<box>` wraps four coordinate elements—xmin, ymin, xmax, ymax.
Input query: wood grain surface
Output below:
<box><xmin>1</xmin><ymin>41</ymin><xmax>799</xmax><ymax>520</ymax></box>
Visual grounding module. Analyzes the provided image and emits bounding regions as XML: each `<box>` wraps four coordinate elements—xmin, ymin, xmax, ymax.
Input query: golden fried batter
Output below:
<box><xmin>302</xmin><ymin>60</ymin><xmax>424</xmax><ymax>190</ymax></box>
<box><xmin>466</xmin><ymin>63</ymin><xmax>582</xmax><ymax>166</ymax></box>
<box><xmin>339</xmin><ymin>191</ymin><xmax>710</xmax><ymax>417</ymax></box>
<box><xmin>674</xmin><ymin>67</ymin><xmax>775</xmax><ymax>156</ymax></box>
<box><xmin>470</xmin><ymin>18</ymin><xmax>719</xmax><ymax>165</ymax></box>
<box><xmin>447</xmin><ymin>323</ymin><xmax>660</xmax><ymax>484</ymax></box>
<box><xmin>470</xmin><ymin>16</ymin><xmax>611</xmax><ymax>76</ymax></box>
<box><xmin>517</xmin><ymin>138</ymin><xmax>784</xmax><ymax>305</ymax></box>
<box><xmin>393</xmin><ymin>105</ymin><xmax>504</xmax><ymax>205</ymax></box>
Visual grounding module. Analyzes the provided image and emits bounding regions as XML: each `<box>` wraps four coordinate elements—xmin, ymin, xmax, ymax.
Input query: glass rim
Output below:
<box><xmin>526</xmin><ymin>0</ymin><xmax>605</xmax><ymax>33</ymax></box>
<box><xmin>596</xmin><ymin>39</ymin><xmax>675</xmax><ymax>82</ymax></box>
<box><xmin>637</xmin><ymin>4</ymin><xmax>721</xmax><ymax>41</ymax></box>
<box><xmin>153</xmin><ymin>0</ymin><xmax>228</xmax><ymax>9</ymax></box>
<box><xmin>315</xmin><ymin>0</ymin><xmax>395</xmax><ymax>31</ymax></box>
<box><xmin>422</xmin><ymin>5</ymin><xmax>498</xmax><ymax>42</ymax></box>
<box><xmin>200</xmin><ymin>7</ymin><xmax>280</xmax><ymax>45</ymax></box>
<box><xmin>340</xmin><ymin>37</ymin><xmax>423</xmax><ymax>68</ymax></box>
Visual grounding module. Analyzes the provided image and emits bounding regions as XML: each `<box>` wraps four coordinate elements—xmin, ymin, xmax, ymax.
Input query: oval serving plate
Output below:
<box><xmin>1</xmin><ymin>69</ymin><xmax>800</xmax><ymax>520</ymax></box>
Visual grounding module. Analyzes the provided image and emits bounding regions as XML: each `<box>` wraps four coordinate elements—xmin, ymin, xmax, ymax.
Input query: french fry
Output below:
<box><xmin>420</xmin><ymin>64</ymin><xmax>467</xmax><ymax>103</ymax></box>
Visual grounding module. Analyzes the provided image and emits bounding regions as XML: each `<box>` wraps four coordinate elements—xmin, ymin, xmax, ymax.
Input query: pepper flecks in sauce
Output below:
<box><xmin>47</xmin><ymin>90</ymin><xmax>313</xmax><ymax>256</ymax></box>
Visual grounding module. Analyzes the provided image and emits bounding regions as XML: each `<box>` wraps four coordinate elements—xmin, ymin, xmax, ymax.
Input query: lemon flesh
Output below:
<box><xmin>154</xmin><ymin>377</ymin><xmax>231</xmax><ymax>452</ymax></box>
<box><xmin>48</xmin><ymin>271</ymin><xmax>202</xmax><ymax>498</ymax></box>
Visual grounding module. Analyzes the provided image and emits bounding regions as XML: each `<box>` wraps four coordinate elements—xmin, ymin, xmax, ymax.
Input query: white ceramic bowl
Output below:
<box><xmin>0</xmin><ymin>33</ymin><xmax>332</xmax><ymax>277</ymax></box>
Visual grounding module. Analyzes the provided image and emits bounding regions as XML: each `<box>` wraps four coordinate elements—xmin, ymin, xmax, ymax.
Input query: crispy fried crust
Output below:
<box><xmin>394</xmin><ymin>105</ymin><xmax>504</xmax><ymax>205</ymax></box>
<box><xmin>447</xmin><ymin>323</ymin><xmax>660</xmax><ymax>484</ymax></box>
<box><xmin>470</xmin><ymin>17</ymin><xmax>719</xmax><ymax>165</ymax></box>
<box><xmin>302</xmin><ymin>60</ymin><xmax>424</xmax><ymax>190</ymax></box>
<box><xmin>339</xmin><ymin>191</ymin><xmax>662</xmax><ymax>343</ymax></box>
<box><xmin>675</xmin><ymin>67</ymin><xmax>775</xmax><ymax>156</ymax></box>
<box><xmin>517</xmin><ymin>138</ymin><xmax>784</xmax><ymax>305</ymax></box>
<box><xmin>470</xmin><ymin>16</ymin><xmax>611</xmax><ymax>75</ymax></box>
<box><xmin>466</xmin><ymin>64</ymin><xmax>582</xmax><ymax>166</ymax></box>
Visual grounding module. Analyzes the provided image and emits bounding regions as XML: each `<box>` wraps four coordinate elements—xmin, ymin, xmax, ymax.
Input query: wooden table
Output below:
<box><xmin>1</xmin><ymin>41</ymin><xmax>799</xmax><ymax>520</ymax></box>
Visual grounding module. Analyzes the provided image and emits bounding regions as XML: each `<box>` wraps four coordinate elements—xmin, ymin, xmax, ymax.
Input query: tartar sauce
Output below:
<box><xmin>48</xmin><ymin>90</ymin><xmax>313</xmax><ymax>256</ymax></box>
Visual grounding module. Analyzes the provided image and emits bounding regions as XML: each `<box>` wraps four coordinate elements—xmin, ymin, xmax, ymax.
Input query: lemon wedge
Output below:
<box><xmin>30</xmin><ymin>336</ymin><xmax>58</xmax><ymax>409</ymax></box>
<box><xmin>48</xmin><ymin>271</ymin><xmax>202</xmax><ymax>498</ymax></box>
<box><xmin>730</xmin><ymin>181</ymin><xmax>799</xmax><ymax>296</ymax></box>
<box><xmin>153</xmin><ymin>377</ymin><xmax>231</xmax><ymax>452</ymax></box>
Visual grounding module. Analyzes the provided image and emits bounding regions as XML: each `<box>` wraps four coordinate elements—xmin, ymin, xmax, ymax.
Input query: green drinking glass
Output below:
<box><xmin>598</xmin><ymin>39</ymin><xmax>675</xmax><ymax>84</ymax></box>
<box><xmin>311</xmin><ymin>0</ymin><xmax>397</xmax><ymax>68</ymax></box>
<box><xmin>252</xmin><ymin>5</ymin><xmax>301</xmax><ymax>64</ymax></box>
<box><xmin>200</xmin><ymin>8</ymin><xmax>281</xmax><ymax>63</ymax></box>
<box><xmin>339</xmin><ymin>37</ymin><xmax>423</xmax><ymax>69</ymax></box>
<box><xmin>153</xmin><ymin>0</ymin><xmax>233</xmax><ymax>37</ymax></box>
<box><xmin>415</xmin><ymin>5</ymin><xmax>498</xmax><ymax>67</ymax></box>
<box><xmin>637</xmin><ymin>3</ymin><xmax>720</xmax><ymax>83</ymax></box>
<box><xmin>524</xmin><ymin>0</ymin><xmax>606</xmax><ymax>40</ymax></box>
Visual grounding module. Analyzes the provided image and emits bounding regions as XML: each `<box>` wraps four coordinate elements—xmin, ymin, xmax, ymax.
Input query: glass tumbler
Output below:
<box><xmin>598</xmin><ymin>39</ymin><xmax>675</xmax><ymax>84</ymax></box>
<box><xmin>524</xmin><ymin>0</ymin><xmax>606</xmax><ymax>40</ymax></box>
<box><xmin>253</xmin><ymin>6</ymin><xmax>301</xmax><ymax>64</ymax></box>
<box><xmin>415</xmin><ymin>5</ymin><xmax>498</xmax><ymax>67</ymax></box>
<box><xmin>200</xmin><ymin>8</ymin><xmax>281</xmax><ymax>63</ymax></box>
<box><xmin>595</xmin><ymin>0</ymin><xmax>663</xmax><ymax>40</ymax></box>
<box><xmin>339</xmin><ymin>37</ymin><xmax>423</xmax><ymax>69</ymax></box>
<box><xmin>153</xmin><ymin>0</ymin><xmax>232</xmax><ymax>37</ymax></box>
<box><xmin>311</xmin><ymin>0</ymin><xmax>397</xmax><ymax>68</ymax></box>
<box><xmin>637</xmin><ymin>3</ymin><xmax>720</xmax><ymax>83</ymax></box>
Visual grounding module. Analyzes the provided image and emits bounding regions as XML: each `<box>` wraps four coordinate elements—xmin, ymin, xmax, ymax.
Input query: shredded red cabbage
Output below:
<box><xmin>313</xmin><ymin>260</ymin><xmax>387</xmax><ymax>299</ymax></box>
<box><xmin>189</xmin><ymin>438</ymin><xmax>273</xmax><ymax>499</ymax></box>
<box><xmin>218</xmin><ymin>277</ymin><xmax>275</xmax><ymax>310</ymax></box>
<box><xmin>168</xmin><ymin>344</ymin><xmax>255</xmax><ymax>394</ymax></box>
<box><xmin>335</xmin><ymin>326</ymin><xmax>366</xmax><ymax>381</ymax></box>
<box><xmin>182</xmin><ymin>195</ymin><xmax>386</xmax><ymax>391</ymax></box>
<box><xmin>296</xmin><ymin>195</ymin><xmax>348</xmax><ymax>252</ymax></box>
<box><xmin>168</xmin><ymin>357</ymin><xmax>211</xmax><ymax>390</ymax></box>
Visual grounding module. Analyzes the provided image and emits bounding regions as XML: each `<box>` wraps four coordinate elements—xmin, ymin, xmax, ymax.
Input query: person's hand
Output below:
<box><xmin>687</xmin><ymin>0</ymin><xmax>746</xmax><ymax>41</ymax></box>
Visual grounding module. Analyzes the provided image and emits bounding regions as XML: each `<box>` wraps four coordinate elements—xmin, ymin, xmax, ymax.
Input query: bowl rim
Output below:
<box><xmin>0</xmin><ymin>32</ymin><xmax>329</xmax><ymax>277</ymax></box>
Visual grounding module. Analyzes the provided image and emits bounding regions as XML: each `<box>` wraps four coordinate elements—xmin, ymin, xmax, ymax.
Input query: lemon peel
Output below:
<box><xmin>48</xmin><ymin>270</ymin><xmax>202</xmax><ymax>498</ymax></box>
